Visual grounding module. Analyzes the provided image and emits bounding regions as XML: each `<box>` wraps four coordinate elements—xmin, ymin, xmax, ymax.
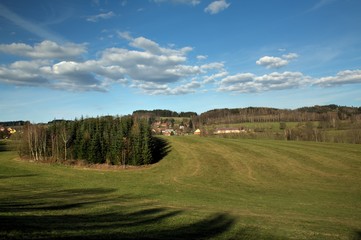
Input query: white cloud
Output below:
<box><xmin>218</xmin><ymin>71</ymin><xmax>312</xmax><ymax>93</ymax></box>
<box><xmin>129</xmin><ymin>36</ymin><xmax>192</xmax><ymax>56</ymax></box>
<box><xmin>86</xmin><ymin>11</ymin><xmax>115</xmax><ymax>22</ymax></box>
<box><xmin>169</xmin><ymin>81</ymin><xmax>201</xmax><ymax>95</ymax></box>
<box><xmin>282</xmin><ymin>52</ymin><xmax>299</xmax><ymax>60</ymax></box>
<box><xmin>204</xmin><ymin>0</ymin><xmax>230</xmax><ymax>14</ymax></box>
<box><xmin>0</xmin><ymin>41</ymin><xmax>87</xmax><ymax>59</ymax></box>
<box><xmin>256</xmin><ymin>56</ymin><xmax>288</xmax><ymax>69</ymax></box>
<box><xmin>256</xmin><ymin>53</ymin><xmax>299</xmax><ymax>69</ymax></box>
<box><xmin>3</xmin><ymin>36</ymin><xmax>359</xmax><ymax>96</ymax></box>
<box><xmin>220</xmin><ymin>73</ymin><xmax>255</xmax><ymax>85</ymax></box>
<box><xmin>197</xmin><ymin>55</ymin><xmax>208</xmax><ymax>60</ymax></box>
<box><xmin>132</xmin><ymin>80</ymin><xmax>201</xmax><ymax>95</ymax></box>
<box><xmin>99</xmin><ymin>47</ymin><xmax>192</xmax><ymax>83</ymax></box>
<box><xmin>0</xmin><ymin>60</ymin><xmax>50</xmax><ymax>87</ymax></box>
<box><xmin>0</xmin><ymin>59</ymin><xmax>114</xmax><ymax>92</ymax></box>
<box><xmin>200</xmin><ymin>62</ymin><xmax>224</xmax><ymax>70</ymax></box>
<box><xmin>117</xmin><ymin>31</ymin><xmax>133</xmax><ymax>41</ymax></box>
<box><xmin>315</xmin><ymin>70</ymin><xmax>361</xmax><ymax>86</ymax></box>
<box><xmin>0</xmin><ymin>36</ymin><xmax>222</xmax><ymax>94</ymax></box>
<box><xmin>203</xmin><ymin>71</ymin><xmax>228</xmax><ymax>83</ymax></box>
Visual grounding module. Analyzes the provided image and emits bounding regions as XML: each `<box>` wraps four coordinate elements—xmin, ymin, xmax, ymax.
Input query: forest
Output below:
<box><xmin>18</xmin><ymin>116</ymin><xmax>157</xmax><ymax>166</ymax></box>
<box><xmin>133</xmin><ymin>109</ymin><xmax>197</xmax><ymax>118</ymax></box>
<box><xmin>191</xmin><ymin>105</ymin><xmax>361</xmax><ymax>125</ymax></box>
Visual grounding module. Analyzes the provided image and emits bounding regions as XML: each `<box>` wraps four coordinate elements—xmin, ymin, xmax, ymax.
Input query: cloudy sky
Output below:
<box><xmin>0</xmin><ymin>0</ymin><xmax>360</xmax><ymax>122</ymax></box>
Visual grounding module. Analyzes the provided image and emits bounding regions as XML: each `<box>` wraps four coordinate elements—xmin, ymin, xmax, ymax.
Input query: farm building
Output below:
<box><xmin>194</xmin><ymin>129</ymin><xmax>201</xmax><ymax>135</ymax></box>
<box><xmin>214</xmin><ymin>128</ymin><xmax>246</xmax><ymax>135</ymax></box>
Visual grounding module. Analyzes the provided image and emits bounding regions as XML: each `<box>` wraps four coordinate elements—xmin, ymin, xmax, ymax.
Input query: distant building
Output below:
<box><xmin>194</xmin><ymin>129</ymin><xmax>201</xmax><ymax>135</ymax></box>
<box><xmin>214</xmin><ymin>128</ymin><xmax>246</xmax><ymax>135</ymax></box>
<box><xmin>162</xmin><ymin>129</ymin><xmax>175</xmax><ymax>136</ymax></box>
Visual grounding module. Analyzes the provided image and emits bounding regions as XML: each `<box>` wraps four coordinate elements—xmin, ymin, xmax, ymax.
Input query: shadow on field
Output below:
<box><xmin>351</xmin><ymin>230</ymin><xmax>361</xmax><ymax>240</ymax></box>
<box><xmin>0</xmin><ymin>185</ymin><xmax>278</xmax><ymax>239</ymax></box>
<box><xmin>0</xmin><ymin>141</ymin><xmax>8</xmax><ymax>152</ymax></box>
<box><xmin>151</xmin><ymin>137</ymin><xmax>171</xmax><ymax>164</ymax></box>
<box><xmin>0</xmin><ymin>174</ymin><xmax>38</xmax><ymax>180</ymax></box>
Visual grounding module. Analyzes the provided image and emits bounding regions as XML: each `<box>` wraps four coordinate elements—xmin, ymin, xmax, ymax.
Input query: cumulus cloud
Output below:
<box><xmin>131</xmin><ymin>80</ymin><xmax>201</xmax><ymax>95</ymax></box>
<box><xmin>218</xmin><ymin>71</ymin><xmax>312</xmax><ymax>93</ymax></box>
<box><xmin>256</xmin><ymin>52</ymin><xmax>299</xmax><ymax>69</ymax></box>
<box><xmin>200</xmin><ymin>62</ymin><xmax>224</xmax><ymax>70</ymax></box>
<box><xmin>129</xmin><ymin>36</ymin><xmax>192</xmax><ymax>56</ymax></box>
<box><xmin>0</xmin><ymin>41</ymin><xmax>87</xmax><ymax>59</ymax></box>
<box><xmin>256</xmin><ymin>56</ymin><xmax>288</xmax><ymax>69</ymax></box>
<box><xmin>203</xmin><ymin>71</ymin><xmax>228</xmax><ymax>83</ymax></box>
<box><xmin>0</xmin><ymin>60</ymin><xmax>50</xmax><ymax>87</ymax></box>
<box><xmin>0</xmin><ymin>36</ymin><xmax>225</xmax><ymax>94</ymax></box>
<box><xmin>86</xmin><ymin>11</ymin><xmax>115</xmax><ymax>22</ymax></box>
<box><xmin>3</xmin><ymin>36</ymin><xmax>359</xmax><ymax>96</ymax></box>
<box><xmin>0</xmin><ymin>59</ymin><xmax>121</xmax><ymax>92</ymax></box>
<box><xmin>315</xmin><ymin>70</ymin><xmax>361</xmax><ymax>86</ymax></box>
<box><xmin>204</xmin><ymin>0</ymin><xmax>230</xmax><ymax>14</ymax></box>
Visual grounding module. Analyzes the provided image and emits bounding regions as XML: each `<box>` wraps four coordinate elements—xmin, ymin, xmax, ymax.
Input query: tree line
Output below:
<box><xmin>19</xmin><ymin>116</ymin><xmax>157</xmax><ymax>166</ymax></box>
<box><xmin>0</xmin><ymin>120</ymin><xmax>30</xmax><ymax>127</ymax></box>
<box><xmin>133</xmin><ymin>109</ymin><xmax>197</xmax><ymax>118</ymax></box>
<box><xmin>191</xmin><ymin>105</ymin><xmax>361</xmax><ymax>127</ymax></box>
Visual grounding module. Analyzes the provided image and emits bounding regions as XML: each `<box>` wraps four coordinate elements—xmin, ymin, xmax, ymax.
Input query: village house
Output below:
<box><xmin>162</xmin><ymin>129</ymin><xmax>176</xmax><ymax>136</ymax></box>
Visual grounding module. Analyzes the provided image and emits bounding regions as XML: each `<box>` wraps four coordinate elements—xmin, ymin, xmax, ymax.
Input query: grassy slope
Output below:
<box><xmin>0</xmin><ymin>138</ymin><xmax>360</xmax><ymax>239</ymax></box>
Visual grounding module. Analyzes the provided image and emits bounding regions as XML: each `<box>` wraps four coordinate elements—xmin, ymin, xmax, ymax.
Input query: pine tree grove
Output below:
<box><xmin>19</xmin><ymin>116</ymin><xmax>155</xmax><ymax>166</ymax></box>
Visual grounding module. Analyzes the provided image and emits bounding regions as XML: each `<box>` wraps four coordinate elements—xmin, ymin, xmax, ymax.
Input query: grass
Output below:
<box><xmin>0</xmin><ymin>137</ymin><xmax>361</xmax><ymax>239</ymax></box>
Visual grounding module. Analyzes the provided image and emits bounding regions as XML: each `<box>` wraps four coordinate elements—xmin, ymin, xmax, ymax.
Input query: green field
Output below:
<box><xmin>1</xmin><ymin>137</ymin><xmax>361</xmax><ymax>239</ymax></box>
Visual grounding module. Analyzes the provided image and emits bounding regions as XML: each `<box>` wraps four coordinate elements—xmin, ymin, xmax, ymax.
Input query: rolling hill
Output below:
<box><xmin>0</xmin><ymin>137</ymin><xmax>360</xmax><ymax>239</ymax></box>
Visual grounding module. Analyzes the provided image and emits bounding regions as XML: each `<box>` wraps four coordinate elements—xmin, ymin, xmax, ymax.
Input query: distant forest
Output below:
<box><xmin>133</xmin><ymin>109</ymin><xmax>197</xmax><ymax>118</ymax></box>
<box><xmin>0</xmin><ymin>120</ymin><xmax>30</xmax><ymax>126</ymax></box>
<box><xmin>191</xmin><ymin>105</ymin><xmax>361</xmax><ymax>126</ymax></box>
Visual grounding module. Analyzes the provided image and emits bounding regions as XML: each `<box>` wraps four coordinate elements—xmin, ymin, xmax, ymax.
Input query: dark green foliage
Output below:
<box><xmin>195</xmin><ymin>105</ymin><xmax>361</xmax><ymax>125</ymax></box>
<box><xmin>19</xmin><ymin>116</ymin><xmax>155</xmax><ymax>166</ymax></box>
<box><xmin>0</xmin><ymin>120</ymin><xmax>30</xmax><ymax>127</ymax></box>
<box><xmin>133</xmin><ymin>109</ymin><xmax>197</xmax><ymax>118</ymax></box>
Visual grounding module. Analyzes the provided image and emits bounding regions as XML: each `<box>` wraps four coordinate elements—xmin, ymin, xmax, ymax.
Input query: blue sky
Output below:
<box><xmin>0</xmin><ymin>0</ymin><xmax>360</xmax><ymax>122</ymax></box>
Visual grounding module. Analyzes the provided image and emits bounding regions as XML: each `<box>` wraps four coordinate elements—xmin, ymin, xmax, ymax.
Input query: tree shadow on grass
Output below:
<box><xmin>0</xmin><ymin>186</ymin><xmax>279</xmax><ymax>240</ymax></box>
<box><xmin>0</xmin><ymin>141</ymin><xmax>8</xmax><ymax>152</ymax></box>
<box><xmin>151</xmin><ymin>137</ymin><xmax>171</xmax><ymax>164</ymax></box>
<box><xmin>351</xmin><ymin>230</ymin><xmax>361</xmax><ymax>240</ymax></box>
<box><xmin>0</xmin><ymin>174</ymin><xmax>38</xmax><ymax>180</ymax></box>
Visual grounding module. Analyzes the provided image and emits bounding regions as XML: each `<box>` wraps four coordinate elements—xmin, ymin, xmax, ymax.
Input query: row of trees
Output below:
<box><xmin>284</xmin><ymin>122</ymin><xmax>361</xmax><ymax>144</ymax></box>
<box><xmin>19</xmin><ymin>116</ymin><xmax>155</xmax><ymax>166</ymax></box>
<box><xmin>192</xmin><ymin>106</ymin><xmax>361</xmax><ymax>127</ymax></box>
<box><xmin>133</xmin><ymin>109</ymin><xmax>197</xmax><ymax>118</ymax></box>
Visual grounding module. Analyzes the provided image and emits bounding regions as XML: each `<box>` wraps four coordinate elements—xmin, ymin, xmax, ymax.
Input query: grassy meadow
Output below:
<box><xmin>0</xmin><ymin>137</ymin><xmax>360</xmax><ymax>239</ymax></box>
